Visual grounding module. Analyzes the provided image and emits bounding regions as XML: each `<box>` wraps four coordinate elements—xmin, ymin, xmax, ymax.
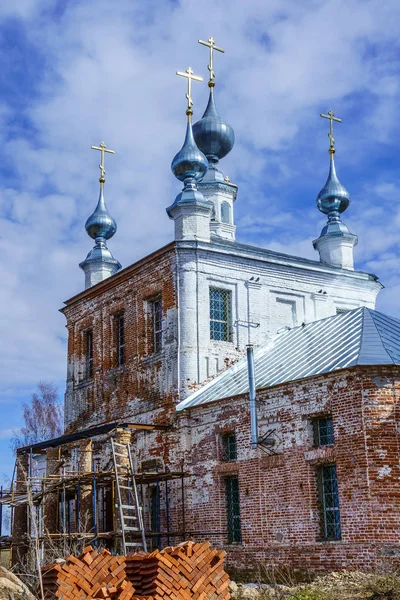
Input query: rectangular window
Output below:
<box><xmin>210</xmin><ymin>288</ymin><xmax>231</xmax><ymax>341</ymax></box>
<box><xmin>313</xmin><ymin>417</ymin><xmax>334</xmax><ymax>446</ymax></box>
<box><xmin>152</xmin><ymin>299</ymin><xmax>162</xmax><ymax>353</ymax></box>
<box><xmin>225</xmin><ymin>475</ymin><xmax>242</xmax><ymax>543</ymax></box>
<box><xmin>115</xmin><ymin>313</ymin><xmax>125</xmax><ymax>366</ymax></box>
<box><xmin>318</xmin><ymin>464</ymin><xmax>341</xmax><ymax>540</ymax></box>
<box><xmin>86</xmin><ymin>330</ymin><xmax>93</xmax><ymax>378</ymax></box>
<box><xmin>221</xmin><ymin>432</ymin><xmax>237</xmax><ymax>462</ymax></box>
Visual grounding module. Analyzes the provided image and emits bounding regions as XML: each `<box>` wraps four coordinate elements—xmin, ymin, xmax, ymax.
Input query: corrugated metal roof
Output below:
<box><xmin>176</xmin><ymin>307</ymin><xmax>400</xmax><ymax>412</ymax></box>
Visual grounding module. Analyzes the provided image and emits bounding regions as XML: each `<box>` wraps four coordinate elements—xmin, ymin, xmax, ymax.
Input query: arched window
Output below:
<box><xmin>221</xmin><ymin>201</ymin><xmax>231</xmax><ymax>224</ymax></box>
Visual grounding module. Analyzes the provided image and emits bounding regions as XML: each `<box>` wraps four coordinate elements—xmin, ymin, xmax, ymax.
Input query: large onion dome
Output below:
<box><xmin>192</xmin><ymin>88</ymin><xmax>234</xmax><ymax>163</ymax></box>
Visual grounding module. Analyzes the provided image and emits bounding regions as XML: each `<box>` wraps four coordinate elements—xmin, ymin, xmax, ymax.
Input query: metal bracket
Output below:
<box><xmin>257</xmin><ymin>429</ymin><xmax>277</xmax><ymax>455</ymax></box>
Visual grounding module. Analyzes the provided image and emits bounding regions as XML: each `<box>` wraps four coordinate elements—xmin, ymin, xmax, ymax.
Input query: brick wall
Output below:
<box><xmin>176</xmin><ymin>366</ymin><xmax>400</xmax><ymax>572</ymax></box>
<box><xmin>62</xmin><ymin>243</ymin><xmax>178</xmax><ymax>432</ymax></box>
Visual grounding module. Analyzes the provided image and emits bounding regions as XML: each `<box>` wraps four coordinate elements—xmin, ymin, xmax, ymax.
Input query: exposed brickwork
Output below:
<box><xmin>178</xmin><ymin>366</ymin><xmax>400</xmax><ymax>572</ymax></box>
<box><xmin>62</xmin><ymin>244</ymin><xmax>178</xmax><ymax>433</ymax></box>
<box><xmin>55</xmin><ymin>238</ymin><xmax>393</xmax><ymax>574</ymax></box>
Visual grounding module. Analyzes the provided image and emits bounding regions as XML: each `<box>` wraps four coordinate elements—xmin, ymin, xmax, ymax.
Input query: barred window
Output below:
<box><xmin>115</xmin><ymin>313</ymin><xmax>125</xmax><ymax>366</ymax></box>
<box><xmin>313</xmin><ymin>417</ymin><xmax>334</xmax><ymax>447</ymax></box>
<box><xmin>210</xmin><ymin>288</ymin><xmax>231</xmax><ymax>341</ymax></box>
<box><xmin>318</xmin><ymin>464</ymin><xmax>341</xmax><ymax>540</ymax></box>
<box><xmin>225</xmin><ymin>475</ymin><xmax>241</xmax><ymax>544</ymax></box>
<box><xmin>221</xmin><ymin>432</ymin><xmax>237</xmax><ymax>462</ymax></box>
<box><xmin>86</xmin><ymin>330</ymin><xmax>93</xmax><ymax>378</ymax></box>
<box><xmin>152</xmin><ymin>299</ymin><xmax>162</xmax><ymax>353</ymax></box>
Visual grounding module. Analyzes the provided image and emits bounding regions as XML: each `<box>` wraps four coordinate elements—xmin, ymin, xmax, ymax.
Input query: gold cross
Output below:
<box><xmin>320</xmin><ymin>110</ymin><xmax>342</xmax><ymax>153</ymax></box>
<box><xmin>91</xmin><ymin>141</ymin><xmax>115</xmax><ymax>181</ymax></box>
<box><xmin>198</xmin><ymin>36</ymin><xmax>224</xmax><ymax>83</ymax></box>
<box><xmin>176</xmin><ymin>67</ymin><xmax>203</xmax><ymax>116</ymax></box>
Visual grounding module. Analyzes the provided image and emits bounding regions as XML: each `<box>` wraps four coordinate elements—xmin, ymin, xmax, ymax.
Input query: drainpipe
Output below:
<box><xmin>247</xmin><ymin>345</ymin><xmax>258</xmax><ymax>449</ymax></box>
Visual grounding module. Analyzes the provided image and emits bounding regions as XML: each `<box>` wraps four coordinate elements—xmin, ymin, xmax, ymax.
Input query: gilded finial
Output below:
<box><xmin>320</xmin><ymin>110</ymin><xmax>342</xmax><ymax>158</ymax></box>
<box><xmin>198</xmin><ymin>36</ymin><xmax>224</xmax><ymax>87</ymax></box>
<box><xmin>91</xmin><ymin>141</ymin><xmax>115</xmax><ymax>185</ymax></box>
<box><xmin>176</xmin><ymin>67</ymin><xmax>203</xmax><ymax>121</ymax></box>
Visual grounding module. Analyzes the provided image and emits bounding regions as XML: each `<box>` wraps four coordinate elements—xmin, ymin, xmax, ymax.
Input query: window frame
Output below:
<box><xmin>221</xmin><ymin>432</ymin><xmax>237</xmax><ymax>462</ymax></box>
<box><xmin>85</xmin><ymin>329</ymin><xmax>93</xmax><ymax>379</ymax></box>
<box><xmin>152</xmin><ymin>298</ymin><xmax>163</xmax><ymax>353</ymax></box>
<box><xmin>313</xmin><ymin>416</ymin><xmax>334</xmax><ymax>447</ymax></box>
<box><xmin>225</xmin><ymin>475</ymin><xmax>242</xmax><ymax>544</ymax></box>
<box><xmin>317</xmin><ymin>464</ymin><xmax>342</xmax><ymax>541</ymax></box>
<box><xmin>115</xmin><ymin>312</ymin><xmax>125</xmax><ymax>366</ymax></box>
<box><xmin>209</xmin><ymin>287</ymin><xmax>232</xmax><ymax>342</ymax></box>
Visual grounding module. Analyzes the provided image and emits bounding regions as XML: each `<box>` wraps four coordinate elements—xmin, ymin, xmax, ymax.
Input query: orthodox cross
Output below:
<box><xmin>176</xmin><ymin>67</ymin><xmax>203</xmax><ymax>115</ymax></box>
<box><xmin>198</xmin><ymin>36</ymin><xmax>224</xmax><ymax>84</ymax></box>
<box><xmin>320</xmin><ymin>110</ymin><xmax>342</xmax><ymax>154</ymax></box>
<box><xmin>91</xmin><ymin>141</ymin><xmax>115</xmax><ymax>182</ymax></box>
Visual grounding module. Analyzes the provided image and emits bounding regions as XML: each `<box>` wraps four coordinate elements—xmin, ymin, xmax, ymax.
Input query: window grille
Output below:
<box><xmin>152</xmin><ymin>299</ymin><xmax>162</xmax><ymax>353</ymax></box>
<box><xmin>221</xmin><ymin>432</ymin><xmax>237</xmax><ymax>462</ymax></box>
<box><xmin>86</xmin><ymin>330</ymin><xmax>93</xmax><ymax>378</ymax></box>
<box><xmin>318</xmin><ymin>464</ymin><xmax>341</xmax><ymax>540</ymax></box>
<box><xmin>210</xmin><ymin>288</ymin><xmax>231</xmax><ymax>341</ymax></box>
<box><xmin>115</xmin><ymin>313</ymin><xmax>125</xmax><ymax>366</ymax></box>
<box><xmin>313</xmin><ymin>417</ymin><xmax>334</xmax><ymax>446</ymax></box>
<box><xmin>225</xmin><ymin>475</ymin><xmax>242</xmax><ymax>543</ymax></box>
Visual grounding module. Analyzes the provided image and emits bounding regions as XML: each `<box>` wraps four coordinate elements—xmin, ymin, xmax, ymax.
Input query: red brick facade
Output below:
<box><xmin>59</xmin><ymin>244</ymin><xmax>400</xmax><ymax>573</ymax></box>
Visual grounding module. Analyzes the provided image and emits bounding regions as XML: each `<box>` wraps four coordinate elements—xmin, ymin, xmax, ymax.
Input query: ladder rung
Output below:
<box><xmin>116</xmin><ymin>465</ymin><xmax>129</xmax><ymax>470</ymax></box>
<box><xmin>119</xmin><ymin>504</ymin><xmax>137</xmax><ymax>510</ymax></box>
<box><xmin>123</xmin><ymin>515</ymin><xmax>138</xmax><ymax>520</ymax></box>
<box><xmin>124</xmin><ymin>526</ymin><xmax>139</xmax><ymax>531</ymax></box>
<box><xmin>112</xmin><ymin>442</ymin><xmax>127</xmax><ymax>448</ymax></box>
<box><xmin>125</xmin><ymin>542</ymin><xmax>143</xmax><ymax>547</ymax></box>
<box><xmin>114</xmin><ymin>452</ymin><xmax>128</xmax><ymax>458</ymax></box>
<box><xmin>119</xmin><ymin>485</ymin><xmax>133</xmax><ymax>490</ymax></box>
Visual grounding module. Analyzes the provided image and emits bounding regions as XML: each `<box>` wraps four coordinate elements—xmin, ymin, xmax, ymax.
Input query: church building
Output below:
<box><xmin>11</xmin><ymin>38</ymin><xmax>400</xmax><ymax>574</ymax></box>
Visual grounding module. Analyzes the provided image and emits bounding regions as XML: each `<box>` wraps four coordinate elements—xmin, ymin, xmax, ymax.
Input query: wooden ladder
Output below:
<box><xmin>110</xmin><ymin>438</ymin><xmax>147</xmax><ymax>554</ymax></box>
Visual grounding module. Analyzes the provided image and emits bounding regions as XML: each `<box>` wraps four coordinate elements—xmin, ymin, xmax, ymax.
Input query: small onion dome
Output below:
<box><xmin>317</xmin><ymin>157</ymin><xmax>350</xmax><ymax>216</ymax></box>
<box><xmin>85</xmin><ymin>187</ymin><xmax>117</xmax><ymax>240</ymax></box>
<box><xmin>193</xmin><ymin>88</ymin><xmax>235</xmax><ymax>163</ymax></box>
<box><xmin>171</xmin><ymin>121</ymin><xmax>208</xmax><ymax>182</ymax></box>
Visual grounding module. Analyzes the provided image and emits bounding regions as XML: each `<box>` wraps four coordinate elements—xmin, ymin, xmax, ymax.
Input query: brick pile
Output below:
<box><xmin>41</xmin><ymin>541</ymin><xmax>230</xmax><ymax>600</ymax></box>
<box><xmin>126</xmin><ymin>541</ymin><xmax>230</xmax><ymax>599</ymax></box>
<box><xmin>41</xmin><ymin>546</ymin><xmax>135</xmax><ymax>600</ymax></box>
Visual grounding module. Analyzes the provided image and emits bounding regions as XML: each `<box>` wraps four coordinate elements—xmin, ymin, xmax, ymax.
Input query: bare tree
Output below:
<box><xmin>11</xmin><ymin>381</ymin><xmax>64</xmax><ymax>451</ymax></box>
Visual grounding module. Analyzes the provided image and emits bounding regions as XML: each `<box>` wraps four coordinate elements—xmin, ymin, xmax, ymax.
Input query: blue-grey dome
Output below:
<box><xmin>193</xmin><ymin>88</ymin><xmax>235</xmax><ymax>162</ymax></box>
<box><xmin>317</xmin><ymin>158</ymin><xmax>350</xmax><ymax>215</ymax></box>
<box><xmin>85</xmin><ymin>187</ymin><xmax>117</xmax><ymax>240</ymax></box>
<box><xmin>171</xmin><ymin>121</ymin><xmax>208</xmax><ymax>182</ymax></box>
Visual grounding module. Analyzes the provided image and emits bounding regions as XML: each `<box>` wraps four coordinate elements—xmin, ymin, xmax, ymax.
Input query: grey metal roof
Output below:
<box><xmin>176</xmin><ymin>307</ymin><xmax>400</xmax><ymax>412</ymax></box>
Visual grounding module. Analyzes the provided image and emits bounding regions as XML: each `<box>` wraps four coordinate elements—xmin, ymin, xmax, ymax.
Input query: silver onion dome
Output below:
<box><xmin>317</xmin><ymin>157</ymin><xmax>350</xmax><ymax>216</ymax></box>
<box><xmin>193</xmin><ymin>88</ymin><xmax>235</xmax><ymax>163</ymax></box>
<box><xmin>171</xmin><ymin>120</ymin><xmax>208</xmax><ymax>182</ymax></box>
<box><xmin>85</xmin><ymin>186</ymin><xmax>117</xmax><ymax>240</ymax></box>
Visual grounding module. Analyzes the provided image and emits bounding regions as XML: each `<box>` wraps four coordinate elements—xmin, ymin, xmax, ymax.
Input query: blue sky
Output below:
<box><xmin>1</xmin><ymin>0</ymin><xmax>400</xmax><ymax>479</ymax></box>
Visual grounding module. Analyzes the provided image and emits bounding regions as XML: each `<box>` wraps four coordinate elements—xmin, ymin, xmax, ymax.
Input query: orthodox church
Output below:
<box><xmin>12</xmin><ymin>38</ymin><xmax>400</xmax><ymax>573</ymax></box>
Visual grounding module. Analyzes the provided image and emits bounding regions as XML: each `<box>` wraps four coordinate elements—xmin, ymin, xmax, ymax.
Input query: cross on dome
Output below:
<box><xmin>91</xmin><ymin>141</ymin><xmax>115</xmax><ymax>183</ymax></box>
<box><xmin>198</xmin><ymin>36</ymin><xmax>224</xmax><ymax>85</ymax></box>
<box><xmin>176</xmin><ymin>67</ymin><xmax>203</xmax><ymax>118</ymax></box>
<box><xmin>320</xmin><ymin>110</ymin><xmax>342</xmax><ymax>156</ymax></box>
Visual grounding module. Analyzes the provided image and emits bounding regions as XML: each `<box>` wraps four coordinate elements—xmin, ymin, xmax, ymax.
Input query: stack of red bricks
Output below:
<box><xmin>41</xmin><ymin>547</ymin><xmax>135</xmax><ymax>600</ymax></box>
<box><xmin>41</xmin><ymin>541</ymin><xmax>230</xmax><ymax>600</ymax></box>
<box><xmin>126</xmin><ymin>541</ymin><xmax>230</xmax><ymax>599</ymax></box>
